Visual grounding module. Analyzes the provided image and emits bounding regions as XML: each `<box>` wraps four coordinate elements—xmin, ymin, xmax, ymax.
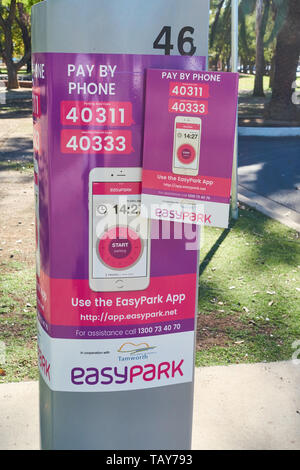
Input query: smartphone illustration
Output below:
<box><xmin>89</xmin><ymin>167</ymin><xmax>150</xmax><ymax>292</ymax></box>
<box><xmin>172</xmin><ymin>116</ymin><xmax>201</xmax><ymax>176</ymax></box>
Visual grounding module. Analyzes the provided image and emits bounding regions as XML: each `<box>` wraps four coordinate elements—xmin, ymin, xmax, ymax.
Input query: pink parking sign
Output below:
<box><xmin>142</xmin><ymin>69</ymin><xmax>239</xmax><ymax>228</ymax></box>
<box><xmin>32</xmin><ymin>52</ymin><xmax>206</xmax><ymax>393</ymax></box>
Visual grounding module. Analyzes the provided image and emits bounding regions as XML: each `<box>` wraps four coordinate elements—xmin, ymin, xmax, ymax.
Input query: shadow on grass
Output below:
<box><xmin>234</xmin><ymin>206</ymin><xmax>299</xmax><ymax>270</ymax></box>
<box><xmin>0</xmin><ymin>107</ymin><xmax>32</xmax><ymax>119</ymax></box>
<box><xmin>199</xmin><ymin>219</ymin><xmax>236</xmax><ymax>276</ymax></box>
<box><xmin>0</xmin><ymin>98</ymin><xmax>32</xmax><ymax>119</ymax></box>
<box><xmin>197</xmin><ymin>205</ymin><xmax>300</xmax><ymax>365</ymax></box>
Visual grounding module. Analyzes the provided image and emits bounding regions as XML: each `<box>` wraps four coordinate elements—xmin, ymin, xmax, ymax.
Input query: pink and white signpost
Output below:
<box><xmin>32</xmin><ymin>0</ymin><xmax>211</xmax><ymax>450</ymax></box>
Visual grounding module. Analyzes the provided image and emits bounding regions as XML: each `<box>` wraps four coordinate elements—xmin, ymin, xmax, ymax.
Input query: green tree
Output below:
<box><xmin>0</xmin><ymin>0</ymin><xmax>40</xmax><ymax>89</ymax></box>
<box><xmin>239</xmin><ymin>0</ymin><xmax>277</xmax><ymax>96</ymax></box>
<box><xmin>210</xmin><ymin>0</ymin><xmax>260</xmax><ymax>74</ymax></box>
<box><xmin>209</xmin><ymin>0</ymin><xmax>286</xmax><ymax>96</ymax></box>
<box><xmin>253</xmin><ymin>0</ymin><xmax>271</xmax><ymax>96</ymax></box>
<box><xmin>16</xmin><ymin>1</ymin><xmax>31</xmax><ymax>73</ymax></box>
<box><xmin>210</xmin><ymin>0</ymin><xmax>234</xmax><ymax>71</ymax></box>
<box><xmin>265</xmin><ymin>0</ymin><xmax>300</xmax><ymax>121</ymax></box>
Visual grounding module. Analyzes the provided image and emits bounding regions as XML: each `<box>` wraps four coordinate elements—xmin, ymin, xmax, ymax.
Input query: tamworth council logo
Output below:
<box><xmin>118</xmin><ymin>342</ymin><xmax>156</xmax><ymax>361</ymax></box>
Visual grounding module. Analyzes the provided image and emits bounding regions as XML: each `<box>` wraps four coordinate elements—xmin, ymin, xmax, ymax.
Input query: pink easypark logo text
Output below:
<box><xmin>155</xmin><ymin>207</ymin><xmax>212</xmax><ymax>224</ymax></box>
<box><xmin>38</xmin><ymin>345</ymin><xmax>50</xmax><ymax>381</ymax></box>
<box><xmin>71</xmin><ymin>359</ymin><xmax>184</xmax><ymax>386</ymax></box>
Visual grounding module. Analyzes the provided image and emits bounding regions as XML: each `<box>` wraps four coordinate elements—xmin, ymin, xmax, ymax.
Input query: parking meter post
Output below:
<box><xmin>32</xmin><ymin>0</ymin><xmax>210</xmax><ymax>450</ymax></box>
<box><xmin>231</xmin><ymin>0</ymin><xmax>239</xmax><ymax>220</ymax></box>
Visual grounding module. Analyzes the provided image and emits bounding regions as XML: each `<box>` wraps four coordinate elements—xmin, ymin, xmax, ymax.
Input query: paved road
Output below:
<box><xmin>238</xmin><ymin>136</ymin><xmax>300</xmax><ymax>231</ymax></box>
<box><xmin>0</xmin><ymin>89</ymin><xmax>32</xmax><ymax>166</ymax></box>
<box><xmin>238</xmin><ymin>136</ymin><xmax>300</xmax><ymax>212</ymax></box>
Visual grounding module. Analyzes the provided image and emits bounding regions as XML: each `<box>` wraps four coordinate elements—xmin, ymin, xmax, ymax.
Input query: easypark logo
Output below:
<box><xmin>155</xmin><ymin>207</ymin><xmax>212</xmax><ymax>224</ymax></box>
<box><xmin>71</xmin><ymin>360</ymin><xmax>184</xmax><ymax>386</ymax></box>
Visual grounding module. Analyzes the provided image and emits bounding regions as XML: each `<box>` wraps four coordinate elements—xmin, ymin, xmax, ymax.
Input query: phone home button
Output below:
<box><xmin>115</xmin><ymin>279</ymin><xmax>124</xmax><ymax>289</ymax></box>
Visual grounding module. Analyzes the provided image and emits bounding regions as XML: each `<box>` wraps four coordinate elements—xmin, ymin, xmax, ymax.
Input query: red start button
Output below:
<box><xmin>98</xmin><ymin>226</ymin><xmax>142</xmax><ymax>269</ymax></box>
<box><xmin>177</xmin><ymin>144</ymin><xmax>196</xmax><ymax>165</ymax></box>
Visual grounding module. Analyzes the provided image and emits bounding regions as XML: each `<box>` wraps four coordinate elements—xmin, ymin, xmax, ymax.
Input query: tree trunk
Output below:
<box><xmin>6</xmin><ymin>60</ymin><xmax>18</xmax><ymax>88</ymax></box>
<box><xmin>253</xmin><ymin>0</ymin><xmax>267</xmax><ymax>97</ymax></box>
<box><xmin>26</xmin><ymin>58</ymin><xmax>31</xmax><ymax>74</ymax></box>
<box><xmin>0</xmin><ymin>0</ymin><xmax>24</xmax><ymax>90</ymax></box>
<box><xmin>226</xmin><ymin>55</ymin><xmax>231</xmax><ymax>72</ymax></box>
<box><xmin>2</xmin><ymin>22</ymin><xmax>19</xmax><ymax>89</ymax></box>
<box><xmin>16</xmin><ymin>2</ymin><xmax>31</xmax><ymax>74</ymax></box>
<box><xmin>264</xmin><ymin>0</ymin><xmax>300</xmax><ymax>121</ymax></box>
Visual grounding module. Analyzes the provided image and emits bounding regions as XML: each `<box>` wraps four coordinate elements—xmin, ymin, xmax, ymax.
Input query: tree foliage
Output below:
<box><xmin>265</xmin><ymin>0</ymin><xmax>300</xmax><ymax>121</ymax></box>
<box><xmin>210</xmin><ymin>0</ymin><xmax>299</xmax><ymax>120</ymax></box>
<box><xmin>0</xmin><ymin>0</ymin><xmax>41</xmax><ymax>88</ymax></box>
<box><xmin>209</xmin><ymin>0</ymin><xmax>288</xmax><ymax>78</ymax></box>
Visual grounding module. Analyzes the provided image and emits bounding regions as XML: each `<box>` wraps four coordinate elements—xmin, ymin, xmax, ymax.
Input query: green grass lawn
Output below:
<box><xmin>239</xmin><ymin>73</ymin><xmax>300</xmax><ymax>96</ymax></box>
<box><xmin>0</xmin><ymin>204</ymin><xmax>299</xmax><ymax>383</ymax></box>
<box><xmin>0</xmin><ymin>67</ymin><xmax>29</xmax><ymax>75</ymax></box>
<box><xmin>197</xmin><ymin>205</ymin><xmax>300</xmax><ymax>366</ymax></box>
<box><xmin>0</xmin><ymin>261</ymin><xmax>36</xmax><ymax>382</ymax></box>
<box><xmin>239</xmin><ymin>73</ymin><xmax>272</xmax><ymax>91</ymax></box>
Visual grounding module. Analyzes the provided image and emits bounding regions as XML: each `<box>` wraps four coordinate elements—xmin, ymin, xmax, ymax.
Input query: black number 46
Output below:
<box><xmin>153</xmin><ymin>26</ymin><xmax>196</xmax><ymax>56</ymax></box>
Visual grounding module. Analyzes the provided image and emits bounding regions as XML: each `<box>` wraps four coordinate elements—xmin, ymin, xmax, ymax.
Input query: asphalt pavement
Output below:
<box><xmin>238</xmin><ymin>136</ymin><xmax>300</xmax><ymax>231</ymax></box>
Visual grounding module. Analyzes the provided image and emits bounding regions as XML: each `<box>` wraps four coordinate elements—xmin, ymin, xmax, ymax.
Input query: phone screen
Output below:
<box><xmin>173</xmin><ymin>119</ymin><xmax>201</xmax><ymax>171</ymax></box>
<box><xmin>91</xmin><ymin>182</ymin><xmax>148</xmax><ymax>280</ymax></box>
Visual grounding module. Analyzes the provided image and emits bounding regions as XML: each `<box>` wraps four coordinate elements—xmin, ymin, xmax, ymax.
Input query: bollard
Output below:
<box><xmin>32</xmin><ymin>0</ymin><xmax>210</xmax><ymax>450</ymax></box>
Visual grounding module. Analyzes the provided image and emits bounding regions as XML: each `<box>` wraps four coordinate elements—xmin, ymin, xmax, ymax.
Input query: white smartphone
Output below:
<box><xmin>172</xmin><ymin>116</ymin><xmax>201</xmax><ymax>176</ymax></box>
<box><xmin>89</xmin><ymin>167</ymin><xmax>150</xmax><ymax>292</ymax></box>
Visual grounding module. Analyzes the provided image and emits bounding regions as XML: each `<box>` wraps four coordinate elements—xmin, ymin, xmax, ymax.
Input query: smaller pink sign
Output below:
<box><xmin>142</xmin><ymin>68</ymin><xmax>239</xmax><ymax>228</ymax></box>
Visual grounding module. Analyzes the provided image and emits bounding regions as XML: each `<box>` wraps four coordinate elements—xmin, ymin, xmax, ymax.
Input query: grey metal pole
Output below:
<box><xmin>231</xmin><ymin>0</ymin><xmax>239</xmax><ymax>220</ymax></box>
